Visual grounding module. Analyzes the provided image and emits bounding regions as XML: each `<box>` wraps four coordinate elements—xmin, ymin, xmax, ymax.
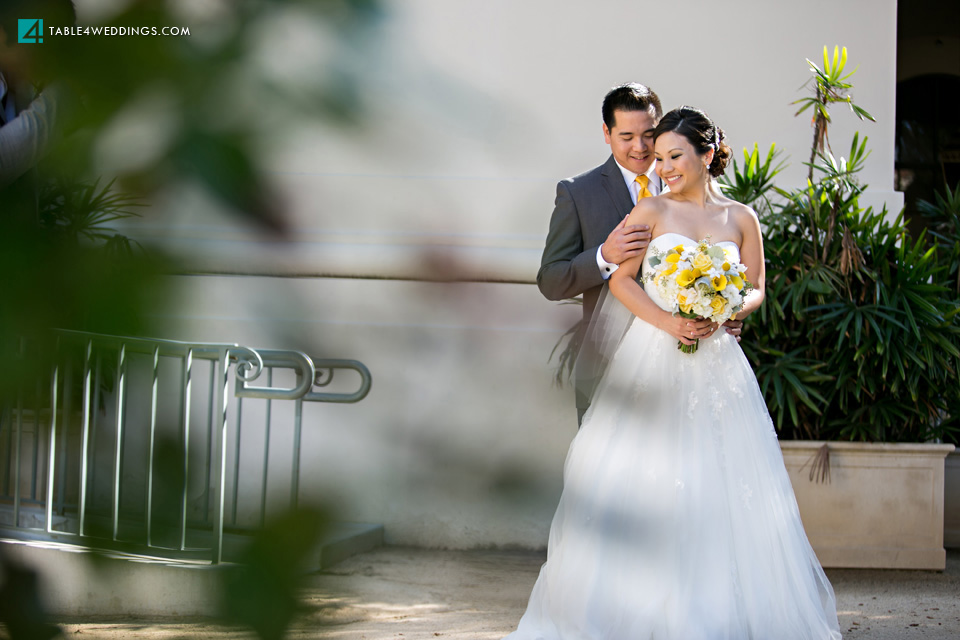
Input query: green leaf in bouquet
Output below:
<box><xmin>707</xmin><ymin>245</ymin><xmax>726</xmax><ymax>260</ymax></box>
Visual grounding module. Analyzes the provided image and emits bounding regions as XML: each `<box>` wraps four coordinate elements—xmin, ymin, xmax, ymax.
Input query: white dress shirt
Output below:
<box><xmin>597</xmin><ymin>160</ymin><xmax>662</xmax><ymax>279</ymax></box>
<box><xmin>0</xmin><ymin>74</ymin><xmax>57</xmax><ymax>189</ymax></box>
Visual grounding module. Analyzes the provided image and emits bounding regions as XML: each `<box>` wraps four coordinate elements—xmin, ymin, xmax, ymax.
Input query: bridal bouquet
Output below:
<box><xmin>645</xmin><ymin>238</ymin><xmax>752</xmax><ymax>354</ymax></box>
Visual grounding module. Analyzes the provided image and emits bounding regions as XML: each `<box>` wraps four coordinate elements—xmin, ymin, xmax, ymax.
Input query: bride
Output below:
<box><xmin>504</xmin><ymin>106</ymin><xmax>842</xmax><ymax>640</ymax></box>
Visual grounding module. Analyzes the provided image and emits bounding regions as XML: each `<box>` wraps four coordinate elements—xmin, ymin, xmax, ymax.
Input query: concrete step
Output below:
<box><xmin>0</xmin><ymin>504</ymin><xmax>382</xmax><ymax>566</ymax></box>
<box><xmin>0</xmin><ymin>521</ymin><xmax>383</xmax><ymax>616</ymax></box>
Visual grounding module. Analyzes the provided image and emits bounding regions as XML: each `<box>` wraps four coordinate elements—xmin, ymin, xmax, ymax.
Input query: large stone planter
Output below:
<box><xmin>779</xmin><ymin>441</ymin><xmax>955</xmax><ymax>570</ymax></box>
<box><xmin>945</xmin><ymin>451</ymin><xmax>960</xmax><ymax>549</ymax></box>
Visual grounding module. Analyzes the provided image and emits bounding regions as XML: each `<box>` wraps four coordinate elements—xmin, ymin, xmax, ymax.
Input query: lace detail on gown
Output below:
<box><xmin>504</xmin><ymin>233</ymin><xmax>842</xmax><ymax>640</ymax></box>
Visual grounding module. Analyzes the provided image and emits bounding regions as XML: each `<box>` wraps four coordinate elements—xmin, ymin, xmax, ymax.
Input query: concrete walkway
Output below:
<box><xmin>53</xmin><ymin>546</ymin><xmax>960</xmax><ymax>639</ymax></box>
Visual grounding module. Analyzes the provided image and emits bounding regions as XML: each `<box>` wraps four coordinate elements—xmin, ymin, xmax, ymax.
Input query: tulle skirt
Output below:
<box><xmin>505</xmin><ymin>321</ymin><xmax>841</xmax><ymax>640</ymax></box>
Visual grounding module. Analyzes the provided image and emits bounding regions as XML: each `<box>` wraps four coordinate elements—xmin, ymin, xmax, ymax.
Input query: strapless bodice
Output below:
<box><xmin>642</xmin><ymin>233</ymin><xmax>741</xmax><ymax>313</ymax></box>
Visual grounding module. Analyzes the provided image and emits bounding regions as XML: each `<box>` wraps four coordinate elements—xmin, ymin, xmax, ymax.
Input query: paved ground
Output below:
<box><xmin>51</xmin><ymin>546</ymin><xmax>960</xmax><ymax>639</ymax></box>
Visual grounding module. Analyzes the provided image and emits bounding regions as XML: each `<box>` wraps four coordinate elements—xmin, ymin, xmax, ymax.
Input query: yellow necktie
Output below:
<box><xmin>635</xmin><ymin>174</ymin><xmax>653</xmax><ymax>201</ymax></box>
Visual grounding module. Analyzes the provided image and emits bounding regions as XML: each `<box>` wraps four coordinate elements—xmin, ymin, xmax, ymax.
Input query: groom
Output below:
<box><xmin>538</xmin><ymin>83</ymin><xmax>663</xmax><ymax>424</ymax></box>
<box><xmin>539</xmin><ymin>83</ymin><xmax>746</xmax><ymax>424</ymax></box>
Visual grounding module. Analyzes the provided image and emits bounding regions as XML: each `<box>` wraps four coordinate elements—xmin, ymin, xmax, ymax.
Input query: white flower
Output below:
<box><xmin>722</xmin><ymin>284</ymin><xmax>743</xmax><ymax>308</ymax></box>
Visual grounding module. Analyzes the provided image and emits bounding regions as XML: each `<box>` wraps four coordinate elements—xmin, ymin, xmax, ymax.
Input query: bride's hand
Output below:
<box><xmin>661</xmin><ymin>315</ymin><xmax>717</xmax><ymax>345</ymax></box>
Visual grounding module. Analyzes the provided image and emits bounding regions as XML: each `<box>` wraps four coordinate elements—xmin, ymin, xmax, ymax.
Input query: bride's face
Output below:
<box><xmin>654</xmin><ymin>131</ymin><xmax>710</xmax><ymax>193</ymax></box>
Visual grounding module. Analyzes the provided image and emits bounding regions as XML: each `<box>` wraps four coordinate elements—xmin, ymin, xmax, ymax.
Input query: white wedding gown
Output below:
<box><xmin>506</xmin><ymin>233</ymin><xmax>842</xmax><ymax>640</ymax></box>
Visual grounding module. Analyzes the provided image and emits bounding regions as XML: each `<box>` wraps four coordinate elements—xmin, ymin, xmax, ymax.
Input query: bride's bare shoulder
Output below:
<box><xmin>728</xmin><ymin>200</ymin><xmax>759</xmax><ymax>221</ymax></box>
<box><xmin>625</xmin><ymin>195</ymin><xmax>669</xmax><ymax>227</ymax></box>
<box><xmin>728</xmin><ymin>201</ymin><xmax>762</xmax><ymax>241</ymax></box>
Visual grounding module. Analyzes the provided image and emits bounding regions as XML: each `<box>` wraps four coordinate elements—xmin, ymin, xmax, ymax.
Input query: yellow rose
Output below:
<box><xmin>693</xmin><ymin>252</ymin><xmax>714</xmax><ymax>272</ymax></box>
<box><xmin>710</xmin><ymin>296</ymin><xmax>727</xmax><ymax>315</ymax></box>
<box><xmin>665</xmin><ymin>253</ymin><xmax>681</xmax><ymax>264</ymax></box>
<box><xmin>676</xmin><ymin>269</ymin><xmax>698</xmax><ymax>287</ymax></box>
<box><xmin>711</xmin><ymin>275</ymin><xmax>728</xmax><ymax>291</ymax></box>
<box><xmin>730</xmin><ymin>275</ymin><xmax>745</xmax><ymax>290</ymax></box>
<box><xmin>677</xmin><ymin>289</ymin><xmax>698</xmax><ymax>314</ymax></box>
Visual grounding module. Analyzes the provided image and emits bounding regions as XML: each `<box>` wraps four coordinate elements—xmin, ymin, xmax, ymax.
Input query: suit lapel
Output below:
<box><xmin>600</xmin><ymin>155</ymin><xmax>634</xmax><ymax>220</ymax></box>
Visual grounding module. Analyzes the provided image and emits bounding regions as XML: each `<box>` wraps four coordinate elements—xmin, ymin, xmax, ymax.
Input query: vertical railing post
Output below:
<box><xmin>10</xmin><ymin>335</ymin><xmax>26</xmax><ymax>527</ymax></box>
<box><xmin>88</xmin><ymin>353</ymin><xmax>102</xmax><ymax>502</ymax></box>
<box><xmin>231</xmin><ymin>393</ymin><xmax>243</xmax><ymax>527</ymax></box>
<box><xmin>290</xmin><ymin>394</ymin><xmax>303</xmax><ymax>510</ymax></box>
<box><xmin>180</xmin><ymin>349</ymin><xmax>193</xmax><ymax>550</ymax></box>
<box><xmin>57</xmin><ymin>355</ymin><xmax>73</xmax><ymax>515</ymax></box>
<box><xmin>211</xmin><ymin>348</ymin><xmax>231</xmax><ymax>564</ymax></box>
<box><xmin>78</xmin><ymin>339</ymin><xmax>93</xmax><ymax>536</ymax></box>
<box><xmin>3</xmin><ymin>404</ymin><xmax>11</xmax><ymax>497</ymax></box>
<box><xmin>259</xmin><ymin>368</ymin><xmax>273</xmax><ymax>527</ymax></box>
<box><xmin>146</xmin><ymin>345</ymin><xmax>160</xmax><ymax>547</ymax></box>
<box><xmin>112</xmin><ymin>343</ymin><xmax>128</xmax><ymax>541</ymax></box>
<box><xmin>45</xmin><ymin>341</ymin><xmax>60</xmax><ymax>534</ymax></box>
<box><xmin>203</xmin><ymin>364</ymin><xmax>215</xmax><ymax>524</ymax></box>
<box><xmin>13</xmin><ymin>386</ymin><xmax>23</xmax><ymax>529</ymax></box>
<box><xmin>31</xmin><ymin>377</ymin><xmax>41</xmax><ymax>503</ymax></box>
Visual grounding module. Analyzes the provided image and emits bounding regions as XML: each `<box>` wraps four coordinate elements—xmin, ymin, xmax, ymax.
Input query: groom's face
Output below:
<box><xmin>603</xmin><ymin>108</ymin><xmax>658</xmax><ymax>176</ymax></box>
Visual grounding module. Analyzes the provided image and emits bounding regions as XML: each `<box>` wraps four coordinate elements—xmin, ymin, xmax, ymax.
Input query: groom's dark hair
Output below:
<box><xmin>602</xmin><ymin>83</ymin><xmax>662</xmax><ymax>130</ymax></box>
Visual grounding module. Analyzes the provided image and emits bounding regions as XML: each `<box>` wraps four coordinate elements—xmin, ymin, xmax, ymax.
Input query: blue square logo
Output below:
<box><xmin>18</xmin><ymin>19</ymin><xmax>43</xmax><ymax>44</ymax></box>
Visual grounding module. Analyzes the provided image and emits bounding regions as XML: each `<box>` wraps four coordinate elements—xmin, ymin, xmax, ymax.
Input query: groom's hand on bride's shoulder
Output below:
<box><xmin>723</xmin><ymin>319</ymin><xmax>744</xmax><ymax>342</ymax></box>
<box><xmin>601</xmin><ymin>219</ymin><xmax>651</xmax><ymax>264</ymax></box>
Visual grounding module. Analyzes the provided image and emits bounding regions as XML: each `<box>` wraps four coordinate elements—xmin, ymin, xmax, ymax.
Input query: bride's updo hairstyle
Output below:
<box><xmin>653</xmin><ymin>106</ymin><xmax>732</xmax><ymax>178</ymax></box>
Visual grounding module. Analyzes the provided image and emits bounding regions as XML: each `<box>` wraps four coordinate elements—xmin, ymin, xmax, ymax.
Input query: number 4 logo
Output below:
<box><xmin>18</xmin><ymin>19</ymin><xmax>44</xmax><ymax>44</ymax></box>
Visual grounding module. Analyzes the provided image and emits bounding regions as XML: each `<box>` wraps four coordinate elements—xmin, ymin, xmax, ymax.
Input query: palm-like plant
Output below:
<box><xmin>917</xmin><ymin>182</ymin><xmax>960</xmax><ymax>296</ymax></box>
<box><xmin>38</xmin><ymin>177</ymin><xmax>144</xmax><ymax>255</ymax></box>
<box><xmin>792</xmin><ymin>46</ymin><xmax>876</xmax><ymax>182</ymax></box>
<box><xmin>724</xmin><ymin>48</ymin><xmax>960</xmax><ymax>443</ymax></box>
<box><xmin>717</xmin><ymin>143</ymin><xmax>787</xmax><ymax>216</ymax></box>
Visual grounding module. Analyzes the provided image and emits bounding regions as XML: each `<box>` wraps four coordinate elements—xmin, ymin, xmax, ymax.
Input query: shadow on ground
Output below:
<box><xmin>32</xmin><ymin>548</ymin><xmax>960</xmax><ymax>640</ymax></box>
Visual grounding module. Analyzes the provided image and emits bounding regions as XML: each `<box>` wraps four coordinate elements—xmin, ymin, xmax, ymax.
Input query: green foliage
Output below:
<box><xmin>1</xmin><ymin>0</ymin><xmax>382</xmax><ymax>382</ymax></box>
<box><xmin>728</xmin><ymin>49</ymin><xmax>960</xmax><ymax>443</ymax></box>
<box><xmin>917</xmin><ymin>182</ymin><xmax>960</xmax><ymax>297</ymax></box>
<box><xmin>1</xmin><ymin>2</ymin><xmax>379</xmax><ymax>632</ymax></box>
<box><xmin>38</xmin><ymin>0</ymin><xmax>382</xmax><ymax>225</ymax></box>
<box><xmin>220</xmin><ymin>507</ymin><xmax>331</xmax><ymax>640</ymax></box>
<box><xmin>718</xmin><ymin>143</ymin><xmax>788</xmax><ymax>216</ymax></box>
<box><xmin>792</xmin><ymin>46</ymin><xmax>876</xmax><ymax>181</ymax></box>
<box><xmin>38</xmin><ymin>177</ymin><xmax>145</xmax><ymax>253</ymax></box>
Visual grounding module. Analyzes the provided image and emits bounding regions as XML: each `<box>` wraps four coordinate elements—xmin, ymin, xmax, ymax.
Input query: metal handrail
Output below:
<box><xmin>0</xmin><ymin>330</ymin><xmax>372</xmax><ymax>564</ymax></box>
<box><xmin>234</xmin><ymin>350</ymin><xmax>315</xmax><ymax>401</ymax></box>
<box><xmin>307</xmin><ymin>359</ymin><xmax>373</xmax><ymax>403</ymax></box>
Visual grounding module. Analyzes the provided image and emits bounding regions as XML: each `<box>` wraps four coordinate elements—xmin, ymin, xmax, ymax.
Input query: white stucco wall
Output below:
<box><xmin>147</xmin><ymin>275</ymin><xmax>578</xmax><ymax>548</ymax></box>
<box><xmin>112</xmin><ymin>0</ymin><xmax>901</xmax><ymax>282</ymax></box>
<box><xmin>79</xmin><ymin>0</ymin><xmax>901</xmax><ymax>547</ymax></box>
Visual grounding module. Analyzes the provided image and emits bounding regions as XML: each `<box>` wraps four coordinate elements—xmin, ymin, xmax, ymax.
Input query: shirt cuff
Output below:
<box><xmin>597</xmin><ymin>244</ymin><xmax>619</xmax><ymax>280</ymax></box>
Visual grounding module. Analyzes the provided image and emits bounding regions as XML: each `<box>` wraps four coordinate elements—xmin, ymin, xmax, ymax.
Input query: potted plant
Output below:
<box><xmin>719</xmin><ymin>47</ymin><xmax>960</xmax><ymax>569</ymax></box>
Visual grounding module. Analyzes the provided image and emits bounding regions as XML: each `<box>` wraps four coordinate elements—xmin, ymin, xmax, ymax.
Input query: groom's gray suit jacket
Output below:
<box><xmin>537</xmin><ymin>154</ymin><xmax>644</xmax><ymax>416</ymax></box>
